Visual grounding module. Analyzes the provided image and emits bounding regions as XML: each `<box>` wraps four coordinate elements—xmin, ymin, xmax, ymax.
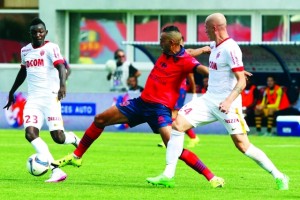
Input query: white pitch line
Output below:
<box><xmin>264</xmin><ymin>144</ymin><xmax>300</xmax><ymax>148</ymax></box>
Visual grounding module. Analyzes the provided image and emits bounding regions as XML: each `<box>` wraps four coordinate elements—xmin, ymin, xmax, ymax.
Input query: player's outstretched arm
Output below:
<box><xmin>3</xmin><ymin>67</ymin><xmax>27</xmax><ymax>110</ymax></box>
<box><xmin>66</xmin><ymin>66</ymin><xmax>71</xmax><ymax>80</ymax></box>
<box><xmin>195</xmin><ymin>65</ymin><xmax>209</xmax><ymax>76</ymax></box>
<box><xmin>63</xmin><ymin>59</ymin><xmax>71</xmax><ymax>80</ymax></box>
<box><xmin>186</xmin><ymin>46</ymin><xmax>211</xmax><ymax>57</ymax></box>
<box><xmin>56</xmin><ymin>63</ymin><xmax>67</xmax><ymax>100</ymax></box>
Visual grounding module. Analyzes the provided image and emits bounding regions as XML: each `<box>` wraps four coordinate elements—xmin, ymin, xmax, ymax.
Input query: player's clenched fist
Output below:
<box><xmin>58</xmin><ymin>86</ymin><xmax>66</xmax><ymax>100</ymax></box>
<box><xmin>3</xmin><ymin>93</ymin><xmax>15</xmax><ymax>110</ymax></box>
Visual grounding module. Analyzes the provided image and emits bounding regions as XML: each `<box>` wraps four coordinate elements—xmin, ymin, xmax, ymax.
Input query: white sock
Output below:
<box><xmin>163</xmin><ymin>129</ymin><xmax>185</xmax><ymax>178</ymax></box>
<box><xmin>245</xmin><ymin>144</ymin><xmax>284</xmax><ymax>179</ymax></box>
<box><xmin>63</xmin><ymin>131</ymin><xmax>77</xmax><ymax>145</ymax></box>
<box><xmin>31</xmin><ymin>137</ymin><xmax>55</xmax><ymax>170</ymax></box>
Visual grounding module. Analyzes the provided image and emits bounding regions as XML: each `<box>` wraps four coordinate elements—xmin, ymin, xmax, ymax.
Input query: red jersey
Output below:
<box><xmin>241</xmin><ymin>85</ymin><xmax>257</xmax><ymax>107</ymax></box>
<box><xmin>141</xmin><ymin>47</ymin><xmax>200</xmax><ymax>109</ymax></box>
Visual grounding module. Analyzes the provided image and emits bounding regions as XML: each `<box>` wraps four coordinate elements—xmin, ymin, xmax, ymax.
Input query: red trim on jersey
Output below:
<box><xmin>232</xmin><ymin>66</ymin><xmax>244</xmax><ymax>72</ymax></box>
<box><xmin>216</xmin><ymin>37</ymin><xmax>230</xmax><ymax>47</ymax></box>
<box><xmin>31</xmin><ymin>41</ymin><xmax>50</xmax><ymax>49</ymax></box>
<box><xmin>21</xmin><ymin>64</ymin><xmax>26</xmax><ymax>68</ymax></box>
<box><xmin>53</xmin><ymin>59</ymin><xmax>64</xmax><ymax>67</ymax></box>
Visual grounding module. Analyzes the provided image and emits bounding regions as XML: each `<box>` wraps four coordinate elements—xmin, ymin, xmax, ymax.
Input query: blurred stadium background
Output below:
<box><xmin>0</xmin><ymin>0</ymin><xmax>299</xmax><ymax>134</ymax></box>
<box><xmin>0</xmin><ymin>2</ymin><xmax>299</xmax><ymax>199</ymax></box>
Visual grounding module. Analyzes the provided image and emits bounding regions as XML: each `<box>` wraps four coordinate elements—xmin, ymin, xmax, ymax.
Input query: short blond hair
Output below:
<box><xmin>162</xmin><ymin>25</ymin><xmax>182</xmax><ymax>44</ymax></box>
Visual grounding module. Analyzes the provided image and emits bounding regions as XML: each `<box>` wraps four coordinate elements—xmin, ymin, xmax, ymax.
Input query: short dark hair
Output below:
<box><xmin>128</xmin><ymin>76</ymin><xmax>137</xmax><ymax>80</ymax></box>
<box><xmin>267</xmin><ymin>76</ymin><xmax>276</xmax><ymax>82</ymax></box>
<box><xmin>29</xmin><ymin>17</ymin><xmax>46</xmax><ymax>29</ymax></box>
<box><xmin>114</xmin><ymin>49</ymin><xmax>124</xmax><ymax>59</ymax></box>
<box><xmin>162</xmin><ymin>25</ymin><xmax>180</xmax><ymax>33</ymax></box>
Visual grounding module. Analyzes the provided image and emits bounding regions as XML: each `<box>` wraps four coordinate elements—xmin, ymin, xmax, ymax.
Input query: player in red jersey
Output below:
<box><xmin>53</xmin><ymin>25</ymin><xmax>225</xmax><ymax>188</ymax></box>
<box><xmin>157</xmin><ymin>38</ymin><xmax>211</xmax><ymax>148</ymax></box>
<box><xmin>148</xmin><ymin>13</ymin><xmax>289</xmax><ymax>190</ymax></box>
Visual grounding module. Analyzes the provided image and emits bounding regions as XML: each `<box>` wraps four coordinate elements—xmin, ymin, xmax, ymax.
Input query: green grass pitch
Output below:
<box><xmin>0</xmin><ymin>129</ymin><xmax>299</xmax><ymax>200</ymax></box>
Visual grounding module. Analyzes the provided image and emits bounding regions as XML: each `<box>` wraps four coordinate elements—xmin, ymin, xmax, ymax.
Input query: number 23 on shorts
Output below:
<box><xmin>24</xmin><ymin>115</ymin><xmax>38</xmax><ymax>124</ymax></box>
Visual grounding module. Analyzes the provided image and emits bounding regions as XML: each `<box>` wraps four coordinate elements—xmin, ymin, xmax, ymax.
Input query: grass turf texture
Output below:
<box><xmin>0</xmin><ymin>129</ymin><xmax>299</xmax><ymax>200</ymax></box>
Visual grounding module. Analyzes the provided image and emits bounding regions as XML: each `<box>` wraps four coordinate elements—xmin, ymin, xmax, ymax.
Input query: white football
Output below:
<box><xmin>105</xmin><ymin>59</ymin><xmax>117</xmax><ymax>72</ymax></box>
<box><xmin>26</xmin><ymin>153</ymin><xmax>49</xmax><ymax>176</ymax></box>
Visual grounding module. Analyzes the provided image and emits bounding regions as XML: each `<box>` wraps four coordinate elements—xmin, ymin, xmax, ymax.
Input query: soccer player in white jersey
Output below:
<box><xmin>147</xmin><ymin>13</ymin><xmax>289</xmax><ymax>190</ymax></box>
<box><xmin>3</xmin><ymin>18</ymin><xmax>80</xmax><ymax>183</ymax></box>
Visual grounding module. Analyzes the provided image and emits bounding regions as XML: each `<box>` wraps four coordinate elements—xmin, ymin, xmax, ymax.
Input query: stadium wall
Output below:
<box><xmin>39</xmin><ymin>0</ymin><xmax>300</xmax><ymax>47</ymax></box>
<box><xmin>37</xmin><ymin>0</ymin><xmax>300</xmax><ymax>65</ymax></box>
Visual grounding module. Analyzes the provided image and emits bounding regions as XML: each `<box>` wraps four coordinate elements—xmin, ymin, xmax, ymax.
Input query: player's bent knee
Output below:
<box><xmin>25</xmin><ymin>132</ymin><xmax>37</xmax><ymax>142</ymax></box>
<box><xmin>50</xmin><ymin>130</ymin><xmax>65</xmax><ymax>144</ymax></box>
<box><xmin>172</xmin><ymin>121</ymin><xmax>181</xmax><ymax>131</ymax></box>
<box><xmin>172</xmin><ymin>118</ymin><xmax>192</xmax><ymax>132</ymax></box>
<box><xmin>94</xmin><ymin>113</ymin><xmax>114</xmax><ymax>128</ymax></box>
<box><xmin>25</xmin><ymin>127</ymin><xmax>39</xmax><ymax>142</ymax></box>
<box><xmin>94</xmin><ymin>116</ymin><xmax>106</xmax><ymax>128</ymax></box>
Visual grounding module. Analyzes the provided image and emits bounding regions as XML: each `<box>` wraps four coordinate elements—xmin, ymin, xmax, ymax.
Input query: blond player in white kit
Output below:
<box><xmin>3</xmin><ymin>18</ymin><xmax>80</xmax><ymax>183</ymax></box>
<box><xmin>148</xmin><ymin>13</ymin><xmax>289</xmax><ymax>190</ymax></box>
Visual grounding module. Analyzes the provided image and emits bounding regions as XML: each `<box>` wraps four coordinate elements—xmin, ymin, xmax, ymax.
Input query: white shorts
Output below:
<box><xmin>178</xmin><ymin>93</ymin><xmax>249</xmax><ymax>134</ymax></box>
<box><xmin>23</xmin><ymin>97</ymin><xmax>64</xmax><ymax>131</ymax></box>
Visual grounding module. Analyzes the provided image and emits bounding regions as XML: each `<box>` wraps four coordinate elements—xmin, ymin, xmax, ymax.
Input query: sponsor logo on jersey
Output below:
<box><xmin>21</xmin><ymin>48</ymin><xmax>31</xmax><ymax>53</ymax></box>
<box><xmin>209</xmin><ymin>61</ymin><xmax>218</xmax><ymax>70</ymax></box>
<box><xmin>26</xmin><ymin>59</ymin><xmax>44</xmax><ymax>68</ymax></box>
<box><xmin>153</xmin><ymin>64</ymin><xmax>170</xmax><ymax>76</ymax></box>
<box><xmin>48</xmin><ymin>116</ymin><xmax>62</xmax><ymax>121</ymax></box>
<box><xmin>224</xmin><ymin>118</ymin><xmax>240</xmax><ymax>123</ymax></box>
<box><xmin>160</xmin><ymin>61</ymin><xmax>167</xmax><ymax>68</ymax></box>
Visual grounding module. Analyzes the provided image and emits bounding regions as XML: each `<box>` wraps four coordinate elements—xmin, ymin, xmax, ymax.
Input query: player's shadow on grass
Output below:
<box><xmin>74</xmin><ymin>180</ymin><xmax>154</xmax><ymax>188</ymax></box>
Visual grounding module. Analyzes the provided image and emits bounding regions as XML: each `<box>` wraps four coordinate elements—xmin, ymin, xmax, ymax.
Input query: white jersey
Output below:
<box><xmin>21</xmin><ymin>41</ymin><xmax>64</xmax><ymax>99</ymax></box>
<box><xmin>178</xmin><ymin>38</ymin><xmax>249</xmax><ymax>135</ymax></box>
<box><xmin>207</xmin><ymin>38</ymin><xmax>244</xmax><ymax>101</ymax></box>
<box><xmin>110</xmin><ymin>61</ymin><xmax>130</xmax><ymax>91</ymax></box>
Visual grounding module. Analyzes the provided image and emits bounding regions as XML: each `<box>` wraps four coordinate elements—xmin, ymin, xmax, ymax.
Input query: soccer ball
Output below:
<box><xmin>26</xmin><ymin>153</ymin><xmax>49</xmax><ymax>176</ymax></box>
<box><xmin>105</xmin><ymin>59</ymin><xmax>117</xmax><ymax>73</ymax></box>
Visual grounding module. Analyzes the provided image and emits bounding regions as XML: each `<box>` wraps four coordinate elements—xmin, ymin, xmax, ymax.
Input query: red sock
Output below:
<box><xmin>74</xmin><ymin>122</ymin><xmax>103</xmax><ymax>158</ymax></box>
<box><xmin>179</xmin><ymin>149</ymin><xmax>214</xmax><ymax>181</ymax></box>
<box><xmin>185</xmin><ymin>129</ymin><xmax>196</xmax><ymax>139</ymax></box>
